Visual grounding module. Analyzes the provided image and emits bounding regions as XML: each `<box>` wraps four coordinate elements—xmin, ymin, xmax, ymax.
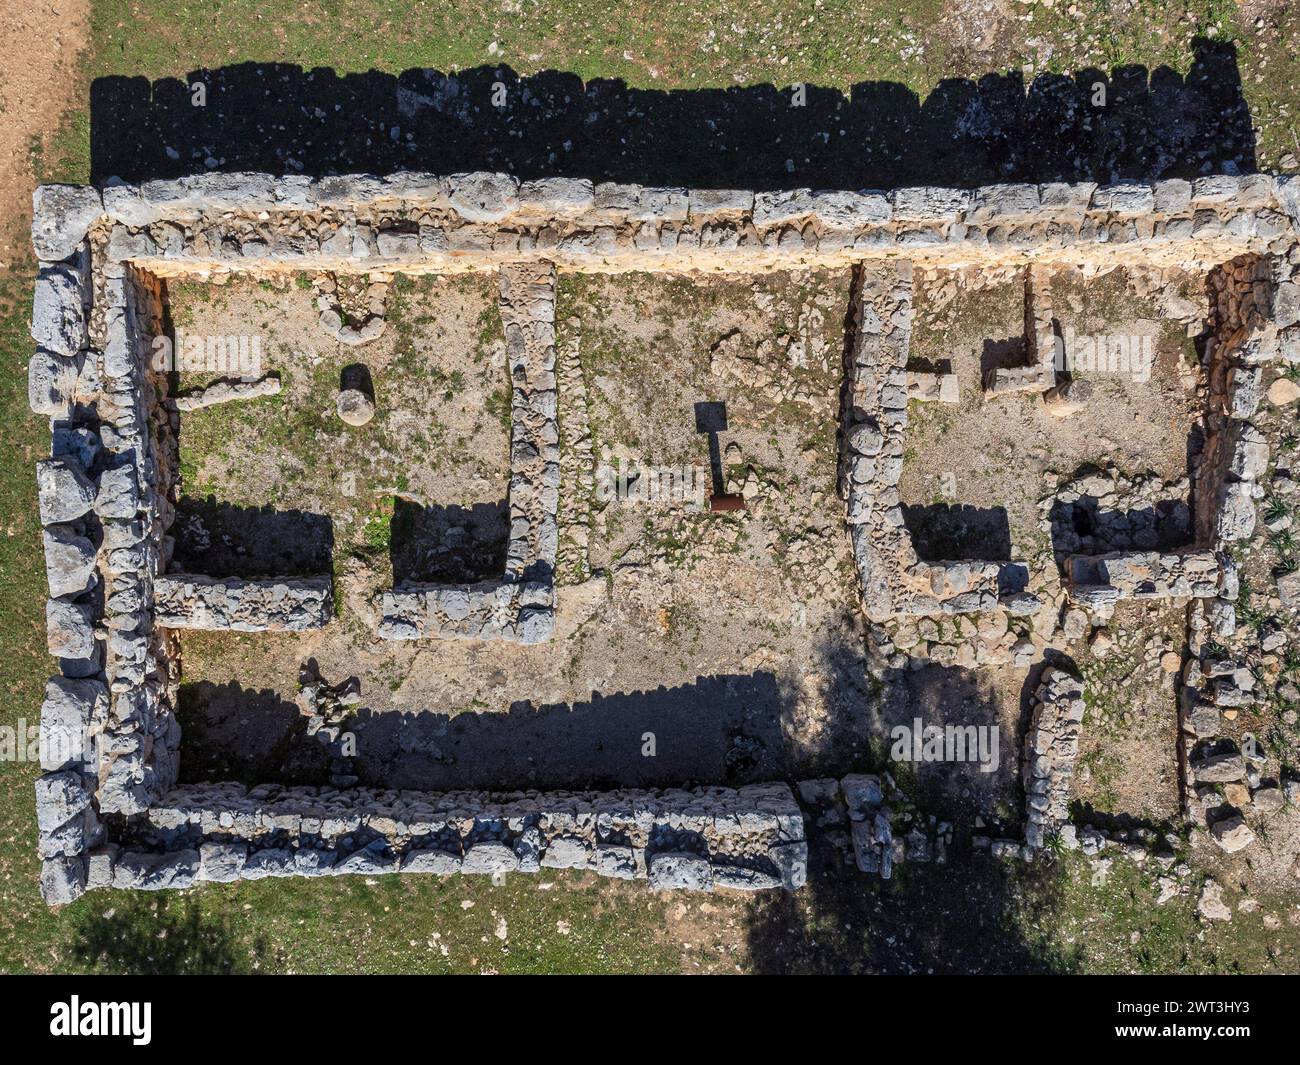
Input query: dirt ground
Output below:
<box><xmin>174</xmin><ymin>268</ymin><xmax>885</xmax><ymax>792</ymax></box>
<box><xmin>170</xmin><ymin>259</ymin><xmax>1220</xmax><ymax>837</ymax></box>
<box><xmin>0</xmin><ymin>0</ymin><xmax>88</xmax><ymax>262</ymax></box>
<box><xmin>901</xmin><ymin>263</ymin><xmax>1204</xmax><ymax>567</ymax></box>
<box><xmin>1072</xmin><ymin>600</ymin><xmax>1185</xmax><ymax>824</ymax></box>
<box><xmin>171</xmin><ymin>273</ymin><xmax>511</xmax><ymax>583</ymax></box>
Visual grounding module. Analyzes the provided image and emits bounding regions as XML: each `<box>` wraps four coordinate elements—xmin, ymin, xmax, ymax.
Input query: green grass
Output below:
<box><xmin>60</xmin><ymin>870</ymin><xmax>686</xmax><ymax>975</ymax></box>
<box><xmin>23</xmin><ymin>0</ymin><xmax>1290</xmax><ymax>189</ymax></box>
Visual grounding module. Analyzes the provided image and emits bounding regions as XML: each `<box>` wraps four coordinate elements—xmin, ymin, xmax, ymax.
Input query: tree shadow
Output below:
<box><xmin>743</xmin><ymin>640</ymin><xmax>1076</xmax><ymax>974</ymax></box>
<box><xmin>90</xmin><ymin>40</ymin><xmax>1252</xmax><ymax>189</ymax></box>
<box><xmin>69</xmin><ymin>893</ymin><xmax>263</xmax><ymax>975</ymax></box>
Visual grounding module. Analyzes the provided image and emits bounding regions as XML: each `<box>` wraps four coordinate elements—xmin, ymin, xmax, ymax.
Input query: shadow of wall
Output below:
<box><xmin>90</xmin><ymin>39</ymin><xmax>1253</xmax><ymax>189</ymax></box>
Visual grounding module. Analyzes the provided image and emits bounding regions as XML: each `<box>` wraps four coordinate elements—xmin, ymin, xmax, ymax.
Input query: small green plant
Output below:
<box><xmin>1263</xmin><ymin>496</ymin><xmax>1290</xmax><ymax>526</ymax></box>
<box><xmin>362</xmin><ymin>497</ymin><xmax>395</xmax><ymax>552</ymax></box>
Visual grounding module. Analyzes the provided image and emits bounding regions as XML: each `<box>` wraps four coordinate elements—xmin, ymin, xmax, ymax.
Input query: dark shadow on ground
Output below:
<box><xmin>902</xmin><ymin>503</ymin><xmax>1012</xmax><ymax>562</ymax></box>
<box><xmin>90</xmin><ymin>40</ymin><xmax>1253</xmax><ymax>189</ymax></box>
<box><xmin>744</xmin><ymin>641</ymin><xmax>1075</xmax><ymax>974</ymax></box>
<box><xmin>68</xmin><ymin>893</ymin><xmax>262</xmax><ymax>975</ymax></box>
<box><xmin>389</xmin><ymin>497</ymin><xmax>508</xmax><ymax>584</ymax></box>
<box><xmin>170</xmin><ymin>498</ymin><xmax>334</xmax><ymax>578</ymax></box>
<box><xmin>351</xmin><ymin>672</ymin><xmax>790</xmax><ymax>790</ymax></box>
<box><xmin>893</xmin><ymin>662</ymin><xmax>1019</xmax><ymax>816</ymax></box>
<box><xmin>177</xmin><ymin>679</ymin><xmax>328</xmax><ymax>786</ymax></box>
<box><xmin>980</xmin><ymin>336</ymin><xmax>1031</xmax><ymax>378</ymax></box>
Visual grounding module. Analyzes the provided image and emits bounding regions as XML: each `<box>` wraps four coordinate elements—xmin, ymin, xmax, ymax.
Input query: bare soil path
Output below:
<box><xmin>0</xmin><ymin>0</ymin><xmax>89</xmax><ymax>263</ymax></box>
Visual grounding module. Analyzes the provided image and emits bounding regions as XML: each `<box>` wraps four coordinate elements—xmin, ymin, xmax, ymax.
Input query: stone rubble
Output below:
<box><xmin>295</xmin><ymin>666</ymin><xmax>362</xmax><ymax>788</ymax></box>
<box><xmin>798</xmin><ymin>773</ymin><xmax>951</xmax><ymax>878</ymax></box>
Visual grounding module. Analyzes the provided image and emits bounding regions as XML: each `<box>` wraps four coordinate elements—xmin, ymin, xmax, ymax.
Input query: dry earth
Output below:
<box><xmin>0</xmin><ymin>0</ymin><xmax>89</xmax><ymax>260</ymax></box>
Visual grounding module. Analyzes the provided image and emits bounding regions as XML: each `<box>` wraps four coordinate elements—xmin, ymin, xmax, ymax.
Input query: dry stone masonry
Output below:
<box><xmin>1022</xmin><ymin>668</ymin><xmax>1087</xmax><ymax>850</ymax></box>
<box><xmin>99</xmin><ymin>782</ymin><xmax>807</xmax><ymax>893</ymax></box>
<box><xmin>376</xmin><ymin>261</ymin><xmax>558</xmax><ymax>644</ymax></box>
<box><xmin>1065</xmin><ymin>549</ymin><xmax>1225</xmax><ymax>615</ymax></box>
<box><xmin>70</xmin><ymin>172</ymin><xmax>1291</xmax><ymax>279</ymax></box>
<box><xmin>26</xmin><ymin>167</ymin><xmax>1300</xmax><ymax>903</ymax></box>
<box><xmin>153</xmin><ymin>574</ymin><xmax>333</xmax><ymax>632</ymax></box>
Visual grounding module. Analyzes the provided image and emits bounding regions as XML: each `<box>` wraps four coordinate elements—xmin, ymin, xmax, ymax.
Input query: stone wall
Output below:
<box><xmin>31</xmin><ymin>258</ymin><xmax>181</xmax><ymax>903</ymax></box>
<box><xmin>1022</xmin><ymin>667</ymin><xmax>1087</xmax><ymax>849</ymax></box>
<box><xmin>376</xmin><ymin>261</ymin><xmax>558</xmax><ymax>644</ymax></box>
<box><xmin>1172</xmin><ymin>251</ymin><xmax>1288</xmax><ymax>824</ymax></box>
<box><xmin>840</xmin><ymin>262</ymin><xmax>1039</xmax><ymax>621</ymax></box>
<box><xmin>87</xmin><ymin>782</ymin><xmax>807</xmax><ymax>893</ymax></box>
<box><xmin>26</xmin><ymin>168</ymin><xmax>1300</xmax><ymax>904</ymax></box>
<box><xmin>153</xmin><ymin>574</ymin><xmax>333</xmax><ymax>631</ymax></box>
<box><xmin>35</xmin><ymin>172</ymin><xmax>1295</xmax><ymax>284</ymax></box>
<box><xmin>1064</xmin><ymin>549</ymin><xmax>1225</xmax><ymax>613</ymax></box>
<box><xmin>1195</xmin><ymin>255</ymin><xmax>1277</xmax><ymax>551</ymax></box>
